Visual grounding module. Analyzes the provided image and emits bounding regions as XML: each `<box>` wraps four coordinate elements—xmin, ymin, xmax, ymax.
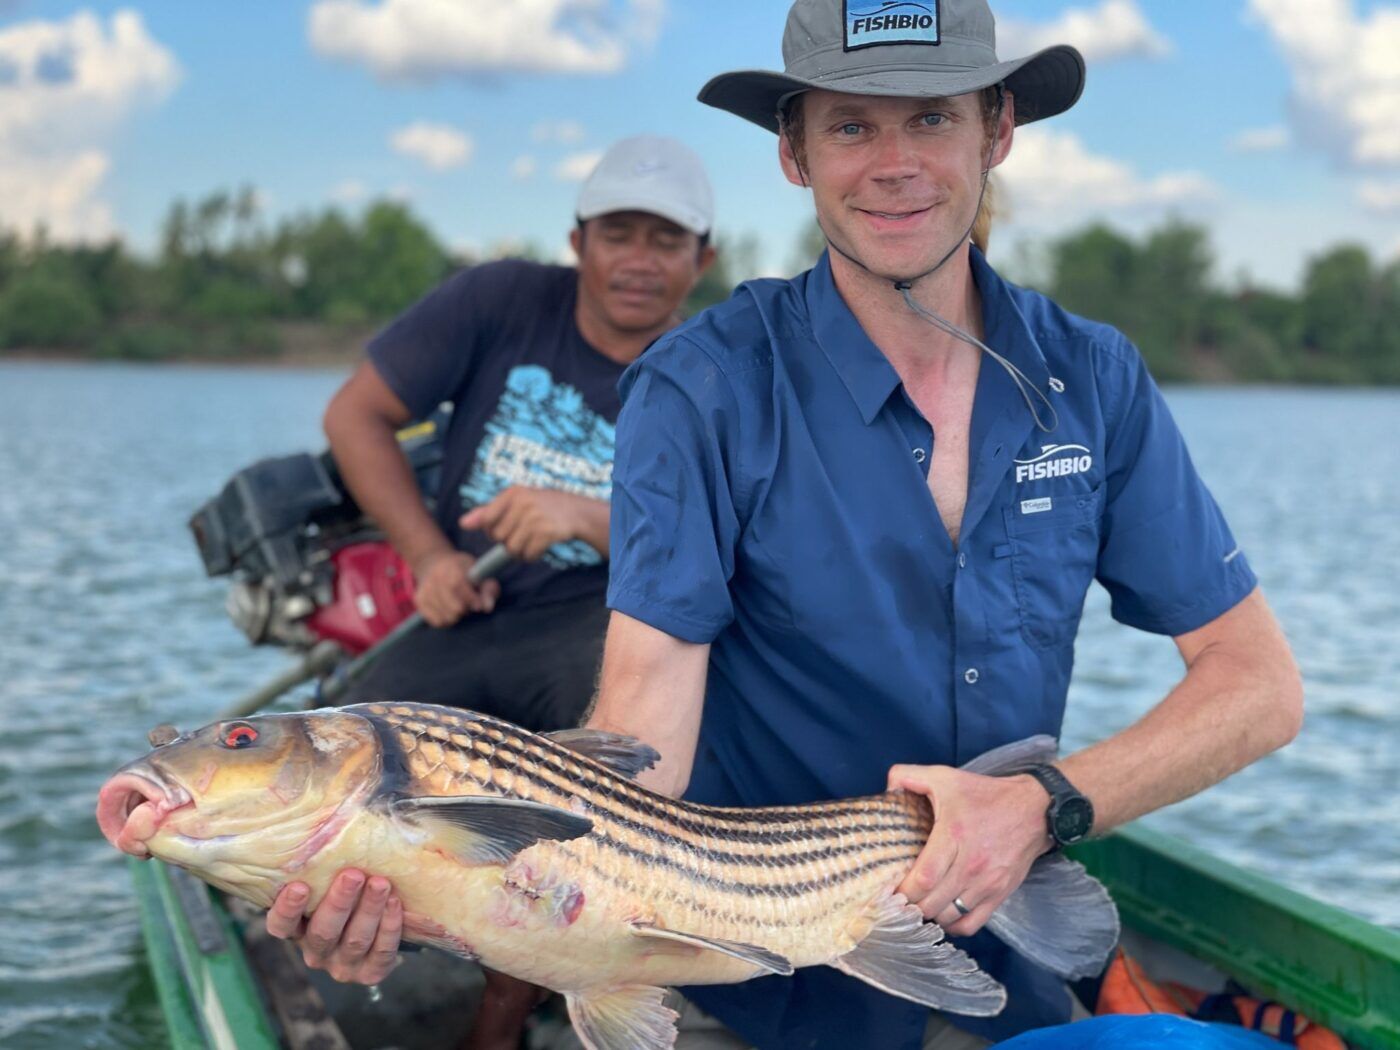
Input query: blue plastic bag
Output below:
<box><xmin>994</xmin><ymin>1014</ymin><xmax>1284</xmax><ymax>1048</ymax></box>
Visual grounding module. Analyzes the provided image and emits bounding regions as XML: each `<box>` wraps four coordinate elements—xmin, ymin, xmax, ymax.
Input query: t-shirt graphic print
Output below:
<box><xmin>459</xmin><ymin>364</ymin><xmax>615</xmax><ymax>569</ymax></box>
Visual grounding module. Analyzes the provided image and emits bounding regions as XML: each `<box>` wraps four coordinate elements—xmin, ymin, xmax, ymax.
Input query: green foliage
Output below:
<box><xmin>1037</xmin><ymin>221</ymin><xmax>1399</xmax><ymax>385</ymax></box>
<box><xmin>1</xmin><ymin>186</ymin><xmax>1396</xmax><ymax>383</ymax></box>
<box><xmin>0</xmin><ymin>273</ymin><xmax>102</xmax><ymax>349</ymax></box>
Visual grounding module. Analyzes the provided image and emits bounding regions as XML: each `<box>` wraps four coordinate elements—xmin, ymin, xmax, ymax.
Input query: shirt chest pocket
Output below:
<box><xmin>999</xmin><ymin>484</ymin><xmax>1104</xmax><ymax>650</ymax></box>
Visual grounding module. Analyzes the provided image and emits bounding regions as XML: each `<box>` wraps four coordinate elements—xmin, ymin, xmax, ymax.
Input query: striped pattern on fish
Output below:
<box><xmin>96</xmin><ymin>701</ymin><xmax>1119</xmax><ymax>1050</ymax></box>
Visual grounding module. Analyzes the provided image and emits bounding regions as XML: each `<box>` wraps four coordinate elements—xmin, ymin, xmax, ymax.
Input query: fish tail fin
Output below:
<box><xmin>957</xmin><ymin>734</ymin><xmax>1058</xmax><ymax>776</ymax></box>
<box><xmin>984</xmin><ymin>852</ymin><xmax>1121</xmax><ymax>980</ymax></box>
<box><xmin>959</xmin><ymin>735</ymin><xmax>1120</xmax><ymax>979</ymax></box>
<box><xmin>833</xmin><ymin>893</ymin><xmax>1006</xmax><ymax>1017</ymax></box>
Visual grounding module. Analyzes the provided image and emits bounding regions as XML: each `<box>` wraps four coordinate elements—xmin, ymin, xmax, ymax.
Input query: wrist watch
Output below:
<box><xmin>1024</xmin><ymin>764</ymin><xmax>1094</xmax><ymax>849</ymax></box>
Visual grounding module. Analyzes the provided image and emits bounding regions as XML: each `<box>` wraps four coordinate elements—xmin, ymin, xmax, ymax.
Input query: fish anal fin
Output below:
<box><xmin>566</xmin><ymin>985</ymin><xmax>677</xmax><ymax>1050</ymax></box>
<box><xmin>630</xmin><ymin>922</ymin><xmax>793</xmax><ymax>976</ymax></box>
<box><xmin>545</xmin><ymin>729</ymin><xmax>660</xmax><ymax>780</ymax></box>
<box><xmin>833</xmin><ymin>892</ymin><xmax>1006</xmax><ymax>1017</ymax></box>
<box><xmin>390</xmin><ymin>795</ymin><xmax>591</xmax><ymax>865</ymax></box>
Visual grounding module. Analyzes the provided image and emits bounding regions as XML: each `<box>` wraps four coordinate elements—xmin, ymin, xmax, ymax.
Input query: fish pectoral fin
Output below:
<box><xmin>545</xmin><ymin>728</ymin><xmax>660</xmax><ymax>780</ymax></box>
<box><xmin>833</xmin><ymin>892</ymin><xmax>1006</xmax><ymax>1017</ymax></box>
<box><xmin>985</xmin><ymin>852</ymin><xmax>1120</xmax><ymax>980</ymax></box>
<box><xmin>565</xmin><ymin>985</ymin><xmax>677</xmax><ymax>1050</ymax></box>
<box><xmin>630</xmin><ymin>922</ymin><xmax>794</xmax><ymax>976</ymax></box>
<box><xmin>391</xmin><ymin>795</ymin><xmax>592</xmax><ymax>864</ymax></box>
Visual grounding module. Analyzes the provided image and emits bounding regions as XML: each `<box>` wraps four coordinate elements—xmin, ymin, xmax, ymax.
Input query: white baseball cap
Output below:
<box><xmin>576</xmin><ymin>135</ymin><xmax>714</xmax><ymax>237</ymax></box>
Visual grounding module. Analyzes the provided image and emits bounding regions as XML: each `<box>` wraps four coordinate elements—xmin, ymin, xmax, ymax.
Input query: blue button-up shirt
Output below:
<box><xmin>607</xmin><ymin>248</ymin><xmax>1257</xmax><ymax>1048</ymax></box>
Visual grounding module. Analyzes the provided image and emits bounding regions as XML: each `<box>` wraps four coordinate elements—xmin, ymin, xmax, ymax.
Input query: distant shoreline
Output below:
<box><xmin>0</xmin><ymin>320</ymin><xmax>373</xmax><ymax>371</ymax></box>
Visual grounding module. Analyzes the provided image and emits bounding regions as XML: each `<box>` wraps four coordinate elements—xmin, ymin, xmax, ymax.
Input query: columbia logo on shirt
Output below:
<box><xmin>844</xmin><ymin>0</ymin><xmax>941</xmax><ymax>50</ymax></box>
<box><xmin>1014</xmin><ymin>444</ymin><xmax>1094</xmax><ymax>484</ymax></box>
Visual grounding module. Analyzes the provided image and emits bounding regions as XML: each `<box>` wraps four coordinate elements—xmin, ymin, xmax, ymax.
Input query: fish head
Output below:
<box><xmin>96</xmin><ymin>710</ymin><xmax>381</xmax><ymax>902</ymax></box>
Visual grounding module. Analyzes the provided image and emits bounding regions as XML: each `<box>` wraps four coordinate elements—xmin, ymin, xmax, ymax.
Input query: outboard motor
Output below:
<box><xmin>188</xmin><ymin>414</ymin><xmax>445</xmax><ymax>656</ymax></box>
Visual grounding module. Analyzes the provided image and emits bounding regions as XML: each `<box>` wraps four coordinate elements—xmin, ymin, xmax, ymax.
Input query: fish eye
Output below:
<box><xmin>221</xmin><ymin>723</ymin><xmax>259</xmax><ymax>749</ymax></box>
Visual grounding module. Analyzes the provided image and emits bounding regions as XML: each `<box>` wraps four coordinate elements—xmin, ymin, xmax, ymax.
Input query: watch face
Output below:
<box><xmin>1053</xmin><ymin>797</ymin><xmax>1094</xmax><ymax>844</ymax></box>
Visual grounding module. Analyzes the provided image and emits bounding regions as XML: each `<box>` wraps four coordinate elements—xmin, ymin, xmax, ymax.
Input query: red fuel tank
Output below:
<box><xmin>306</xmin><ymin>542</ymin><xmax>417</xmax><ymax>655</ymax></box>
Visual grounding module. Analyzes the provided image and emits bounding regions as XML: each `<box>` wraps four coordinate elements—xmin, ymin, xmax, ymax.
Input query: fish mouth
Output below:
<box><xmin>96</xmin><ymin>764</ymin><xmax>193</xmax><ymax>858</ymax></box>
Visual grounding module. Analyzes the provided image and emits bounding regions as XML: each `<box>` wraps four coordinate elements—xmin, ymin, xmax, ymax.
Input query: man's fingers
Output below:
<box><xmin>897</xmin><ymin>835</ymin><xmax>956</xmax><ymax>912</ymax></box>
<box><xmin>359</xmin><ymin>896</ymin><xmax>405</xmax><ymax>984</ymax></box>
<box><xmin>338</xmin><ymin>876</ymin><xmax>391</xmax><ymax>960</ymax></box>
<box><xmin>477</xmin><ymin>579</ymin><xmax>500</xmax><ymax>614</ymax></box>
<box><xmin>941</xmin><ymin>895</ymin><xmax>996</xmax><ymax>938</ymax></box>
<box><xmin>266</xmin><ymin>882</ymin><xmax>311</xmax><ymax>939</ymax></box>
<box><xmin>301</xmin><ymin>870</ymin><xmax>365</xmax><ymax>962</ymax></box>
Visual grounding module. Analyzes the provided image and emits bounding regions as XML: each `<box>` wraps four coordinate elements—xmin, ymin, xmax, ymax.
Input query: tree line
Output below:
<box><xmin>1</xmin><ymin>188</ymin><xmax>1396</xmax><ymax>384</ymax></box>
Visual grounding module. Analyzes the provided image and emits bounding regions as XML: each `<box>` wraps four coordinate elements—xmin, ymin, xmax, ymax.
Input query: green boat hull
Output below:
<box><xmin>130</xmin><ymin>825</ymin><xmax>1400</xmax><ymax>1049</ymax></box>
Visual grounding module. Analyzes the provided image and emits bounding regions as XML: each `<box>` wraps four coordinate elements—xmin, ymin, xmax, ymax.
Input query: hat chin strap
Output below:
<box><xmin>787</xmin><ymin>85</ymin><xmax>1059</xmax><ymax>434</ymax></box>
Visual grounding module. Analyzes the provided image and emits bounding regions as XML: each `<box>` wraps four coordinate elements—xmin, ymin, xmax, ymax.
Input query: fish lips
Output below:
<box><xmin>96</xmin><ymin>761</ymin><xmax>193</xmax><ymax>858</ymax></box>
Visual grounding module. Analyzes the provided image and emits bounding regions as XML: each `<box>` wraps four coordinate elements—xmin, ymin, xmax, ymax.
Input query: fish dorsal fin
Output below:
<box><xmin>986</xmin><ymin>852</ymin><xmax>1120</xmax><ymax>980</ymax></box>
<box><xmin>391</xmin><ymin>795</ymin><xmax>592</xmax><ymax>865</ymax></box>
<box><xmin>630</xmin><ymin>922</ymin><xmax>793</xmax><ymax>976</ymax></box>
<box><xmin>833</xmin><ymin>892</ymin><xmax>1007</xmax><ymax>1017</ymax></box>
<box><xmin>546</xmin><ymin>728</ymin><xmax>660</xmax><ymax>780</ymax></box>
<box><xmin>959</xmin><ymin>734</ymin><xmax>1058</xmax><ymax>776</ymax></box>
<box><xmin>565</xmin><ymin>985</ymin><xmax>677</xmax><ymax>1050</ymax></box>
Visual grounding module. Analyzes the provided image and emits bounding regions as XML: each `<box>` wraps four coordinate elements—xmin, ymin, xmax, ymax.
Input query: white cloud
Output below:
<box><xmin>1248</xmin><ymin>0</ymin><xmax>1400</xmax><ymax>169</ymax></box>
<box><xmin>998</xmin><ymin>0</ymin><xmax>1169</xmax><ymax>63</ymax></box>
<box><xmin>330</xmin><ymin>178</ymin><xmax>368</xmax><ymax>204</ymax></box>
<box><xmin>554</xmin><ymin>149</ymin><xmax>603</xmax><ymax>181</ymax></box>
<box><xmin>1359</xmin><ymin>181</ymin><xmax>1400</xmax><ymax>215</ymax></box>
<box><xmin>390</xmin><ymin>121</ymin><xmax>473</xmax><ymax>170</ymax></box>
<box><xmin>1229</xmin><ymin>125</ymin><xmax>1289</xmax><ymax>154</ymax></box>
<box><xmin>308</xmin><ymin>0</ymin><xmax>664</xmax><ymax>81</ymax></box>
<box><xmin>0</xmin><ymin>10</ymin><xmax>179</xmax><ymax>240</ymax></box>
<box><xmin>997</xmin><ymin>127</ymin><xmax>1217</xmax><ymax>222</ymax></box>
<box><xmin>510</xmin><ymin>154</ymin><xmax>537</xmax><ymax>180</ymax></box>
<box><xmin>531</xmin><ymin>119</ymin><xmax>585</xmax><ymax>144</ymax></box>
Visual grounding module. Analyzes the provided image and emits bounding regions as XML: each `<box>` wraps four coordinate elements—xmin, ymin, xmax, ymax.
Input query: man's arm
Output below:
<box><xmin>585</xmin><ymin>611</ymin><xmax>711</xmax><ymax>795</ymax></box>
<box><xmin>324</xmin><ymin>362</ymin><xmax>498</xmax><ymax>625</ymax></box>
<box><xmin>892</xmin><ymin>588</ymin><xmax>1303</xmax><ymax>935</ymax></box>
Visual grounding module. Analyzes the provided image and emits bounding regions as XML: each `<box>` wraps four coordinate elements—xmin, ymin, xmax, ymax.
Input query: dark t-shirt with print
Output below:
<box><xmin>368</xmin><ymin>259</ymin><xmax>624</xmax><ymax>610</ymax></box>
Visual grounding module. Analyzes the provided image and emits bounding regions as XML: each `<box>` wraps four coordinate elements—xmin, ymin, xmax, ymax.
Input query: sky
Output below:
<box><xmin>1</xmin><ymin>0</ymin><xmax>1399</xmax><ymax>290</ymax></box>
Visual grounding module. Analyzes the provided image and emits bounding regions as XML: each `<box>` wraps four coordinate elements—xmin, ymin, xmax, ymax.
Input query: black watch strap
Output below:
<box><xmin>1024</xmin><ymin>764</ymin><xmax>1094</xmax><ymax>849</ymax></box>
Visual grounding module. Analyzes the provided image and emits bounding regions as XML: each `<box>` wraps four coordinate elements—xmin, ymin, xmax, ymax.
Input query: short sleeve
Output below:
<box><xmin>367</xmin><ymin>263</ymin><xmax>513</xmax><ymax>418</ymax></box>
<box><xmin>606</xmin><ymin>340</ymin><xmax>741</xmax><ymax>644</ymax></box>
<box><xmin>1095</xmin><ymin>338</ymin><xmax>1257</xmax><ymax>636</ymax></box>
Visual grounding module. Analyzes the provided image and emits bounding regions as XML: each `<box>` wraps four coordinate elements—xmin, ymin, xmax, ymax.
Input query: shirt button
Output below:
<box><xmin>964</xmin><ymin>667</ymin><xmax>980</xmax><ymax>684</ymax></box>
<box><xmin>912</xmin><ymin>448</ymin><xmax>927</xmax><ymax>463</ymax></box>
<box><xmin>957</xmin><ymin>552</ymin><xmax>967</xmax><ymax>569</ymax></box>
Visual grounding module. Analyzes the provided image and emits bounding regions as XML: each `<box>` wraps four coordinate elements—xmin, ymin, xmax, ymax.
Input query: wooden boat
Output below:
<box><xmin>127</xmin><ymin>823</ymin><xmax>1400</xmax><ymax>1049</ymax></box>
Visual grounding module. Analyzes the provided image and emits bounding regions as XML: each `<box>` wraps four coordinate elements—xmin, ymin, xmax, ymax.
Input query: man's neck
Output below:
<box><xmin>574</xmin><ymin>293</ymin><xmax>677</xmax><ymax>366</ymax></box>
<box><xmin>828</xmin><ymin>245</ymin><xmax>983</xmax><ymax>378</ymax></box>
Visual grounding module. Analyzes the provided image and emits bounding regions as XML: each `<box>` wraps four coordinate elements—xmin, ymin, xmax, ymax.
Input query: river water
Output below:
<box><xmin>1</xmin><ymin>361</ymin><xmax>1396</xmax><ymax>1047</ymax></box>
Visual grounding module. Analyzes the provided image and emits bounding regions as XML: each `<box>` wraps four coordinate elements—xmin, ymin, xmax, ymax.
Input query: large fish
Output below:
<box><xmin>96</xmin><ymin>702</ymin><xmax>1118</xmax><ymax>1050</ymax></box>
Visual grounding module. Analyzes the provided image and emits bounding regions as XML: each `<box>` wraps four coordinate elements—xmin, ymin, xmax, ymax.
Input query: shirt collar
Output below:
<box><xmin>803</xmin><ymin>246</ymin><xmax>1051</xmax><ymax>426</ymax></box>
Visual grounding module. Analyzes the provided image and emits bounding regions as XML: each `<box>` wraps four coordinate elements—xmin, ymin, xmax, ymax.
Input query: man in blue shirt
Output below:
<box><xmin>284</xmin><ymin>1</ymin><xmax>1303</xmax><ymax>1046</ymax></box>
<box><xmin>586</xmin><ymin>0</ymin><xmax>1302</xmax><ymax>1047</ymax></box>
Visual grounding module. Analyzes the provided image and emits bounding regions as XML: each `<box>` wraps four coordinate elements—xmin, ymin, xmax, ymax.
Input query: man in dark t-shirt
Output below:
<box><xmin>320</xmin><ymin>135</ymin><xmax>716</xmax><ymax>732</ymax></box>
<box><xmin>289</xmin><ymin>135</ymin><xmax>715</xmax><ymax>1050</ymax></box>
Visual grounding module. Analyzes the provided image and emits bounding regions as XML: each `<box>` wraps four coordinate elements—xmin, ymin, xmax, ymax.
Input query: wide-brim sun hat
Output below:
<box><xmin>699</xmin><ymin>0</ymin><xmax>1085</xmax><ymax>133</ymax></box>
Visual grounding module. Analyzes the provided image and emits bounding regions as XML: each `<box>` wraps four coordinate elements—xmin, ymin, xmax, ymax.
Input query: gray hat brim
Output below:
<box><xmin>698</xmin><ymin>44</ymin><xmax>1084</xmax><ymax>133</ymax></box>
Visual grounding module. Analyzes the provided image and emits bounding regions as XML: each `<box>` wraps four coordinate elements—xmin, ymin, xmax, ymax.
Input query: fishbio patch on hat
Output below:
<box><xmin>844</xmin><ymin>0</ymin><xmax>941</xmax><ymax>51</ymax></box>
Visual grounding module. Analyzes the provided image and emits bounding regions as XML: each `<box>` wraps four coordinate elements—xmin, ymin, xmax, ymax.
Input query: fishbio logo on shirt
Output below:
<box><xmin>1014</xmin><ymin>444</ymin><xmax>1094</xmax><ymax>484</ymax></box>
<box><xmin>844</xmin><ymin>0</ymin><xmax>941</xmax><ymax>51</ymax></box>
